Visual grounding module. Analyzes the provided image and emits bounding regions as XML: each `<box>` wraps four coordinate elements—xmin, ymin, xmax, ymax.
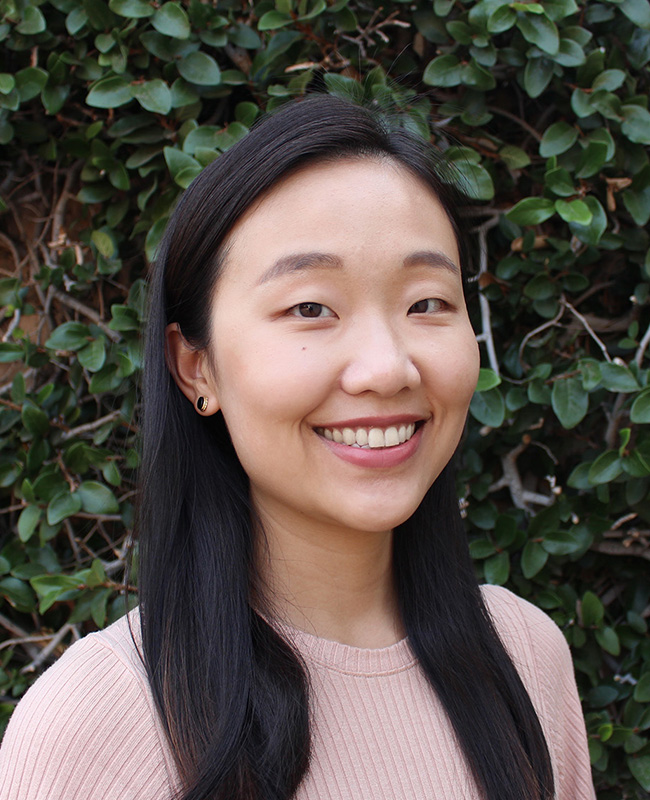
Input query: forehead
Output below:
<box><xmin>220</xmin><ymin>158</ymin><xmax>459</xmax><ymax>283</ymax></box>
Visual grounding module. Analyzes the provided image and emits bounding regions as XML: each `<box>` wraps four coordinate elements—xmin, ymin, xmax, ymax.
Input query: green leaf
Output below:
<box><xmin>484</xmin><ymin>551</ymin><xmax>510</xmax><ymax>585</ymax></box>
<box><xmin>620</xmin><ymin>0</ymin><xmax>650</xmax><ymax>29</ymax></box>
<box><xmin>569</xmin><ymin>196</ymin><xmax>607</xmax><ymax>245</ymax></box>
<box><xmin>628</xmin><ymin>754</ymin><xmax>650</xmax><ymax>791</ymax></box>
<box><xmin>634</xmin><ymin>672</ymin><xmax>650</xmax><ymax>702</ymax></box>
<box><xmin>0</xmin><ymin>577</ymin><xmax>35</xmax><ymax>612</ymax></box>
<box><xmin>554</xmin><ymin>38</ymin><xmax>585</xmax><ymax>67</ymax></box>
<box><xmin>555</xmin><ymin>199</ymin><xmax>592</xmax><ymax>225</ymax></box>
<box><xmin>595</xmin><ymin>626</ymin><xmax>620</xmax><ymax>656</ymax></box>
<box><xmin>452</xmin><ymin>160</ymin><xmax>494</xmax><ymax>201</ymax></box>
<box><xmin>621</xmin><ymin>105</ymin><xmax>650</xmax><ymax>145</ymax></box>
<box><xmin>581</xmin><ymin>590</ymin><xmax>604</xmax><ymax>626</ymax></box>
<box><xmin>15</xmin><ymin>68</ymin><xmax>48</xmax><ymax>103</ymax></box>
<box><xmin>592</xmin><ymin>69</ymin><xmax>626</xmax><ymax>92</ymax></box>
<box><xmin>21</xmin><ymin>402</ymin><xmax>49</xmax><ymax>437</ymax></box>
<box><xmin>423</xmin><ymin>55</ymin><xmax>462</xmax><ymax>88</ymax></box>
<box><xmin>17</xmin><ymin>505</ymin><xmax>41</xmax><ymax>543</ymax></box>
<box><xmin>132</xmin><ymin>79</ymin><xmax>172</xmax><ymax>114</ymax></box>
<box><xmin>77</xmin><ymin>481</ymin><xmax>120</xmax><ymax>514</ymax></box>
<box><xmin>541</xmin><ymin>530</ymin><xmax>582</xmax><ymax>555</ymax></box>
<box><xmin>500</xmin><ymin>145</ymin><xmax>530</xmax><ymax>170</ymax></box>
<box><xmin>631</xmin><ymin>389</ymin><xmax>650</xmax><ymax>423</ymax></box>
<box><xmin>258</xmin><ymin>10</ymin><xmax>293</xmax><ymax>29</ymax></box>
<box><xmin>78</xmin><ymin>338</ymin><xmax>106</xmax><ymax>372</ymax></box>
<box><xmin>521</xmin><ymin>540</ymin><xmax>549</xmax><ymax>578</ymax></box>
<box><xmin>46</xmin><ymin>321</ymin><xmax>91</xmax><ymax>351</ymax></box>
<box><xmin>600</xmin><ymin>363</ymin><xmax>641</xmax><ymax>392</ymax></box>
<box><xmin>30</xmin><ymin>574</ymin><xmax>82</xmax><ymax>613</ymax></box>
<box><xmin>539</xmin><ymin>122</ymin><xmax>578</xmax><ymax>157</ymax></box>
<box><xmin>47</xmin><ymin>490</ymin><xmax>82</xmax><ymax>525</ymax></box>
<box><xmin>552</xmin><ymin>377</ymin><xmax>588</xmax><ymax>428</ymax></box>
<box><xmin>470</xmin><ymin>387</ymin><xmax>506</xmax><ymax>427</ymax></box>
<box><xmin>517</xmin><ymin>11</ymin><xmax>559</xmax><ymax>55</ymax></box>
<box><xmin>108</xmin><ymin>0</ymin><xmax>154</xmax><ymax>17</ymax></box>
<box><xmin>17</xmin><ymin>5</ymin><xmax>46</xmax><ymax>34</ymax></box>
<box><xmin>575</xmin><ymin>141</ymin><xmax>609</xmax><ymax>179</ymax></box>
<box><xmin>476</xmin><ymin>368</ymin><xmax>501</xmax><ymax>392</ymax></box>
<box><xmin>178</xmin><ymin>52</ymin><xmax>221</xmax><ymax>86</ymax></box>
<box><xmin>588</xmin><ymin>451</ymin><xmax>624</xmax><ymax>484</ymax></box>
<box><xmin>87</xmin><ymin>76</ymin><xmax>133</xmax><ymax>109</ymax></box>
<box><xmin>488</xmin><ymin>5</ymin><xmax>516</xmax><ymax>32</ymax></box>
<box><xmin>506</xmin><ymin>197</ymin><xmax>555</xmax><ymax>225</ymax></box>
<box><xmin>152</xmin><ymin>2</ymin><xmax>191</xmax><ymax>38</ymax></box>
<box><xmin>578</xmin><ymin>358</ymin><xmax>602</xmax><ymax>391</ymax></box>
<box><xmin>524</xmin><ymin>57</ymin><xmax>554</xmax><ymax>98</ymax></box>
<box><xmin>0</xmin><ymin>74</ymin><xmax>15</xmax><ymax>94</ymax></box>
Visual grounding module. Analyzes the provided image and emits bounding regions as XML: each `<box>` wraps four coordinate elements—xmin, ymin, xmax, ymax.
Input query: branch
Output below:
<box><xmin>488</xmin><ymin>441</ymin><xmax>553</xmax><ymax>511</ymax></box>
<box><xmin>51</xmin><ymin>288</ymin><xmax>120</xmax><ymax>342</ymax></box>
<box><xmin>518</xmin><ymin>303</ymin><xmax>565</xmax><ymax>370</ymax></box>
<box><xmin>562</xmin><ymin>297</ymin><xmax>612</xmax><ymax>363</ymax></box>
<box><xmin>20</xmin><ymin>623</ymin><xmax>79</xmax><ymax>674</ymax></box>
<box><xmin>487</xmin><ymin>106</ymin><xmax>543</xmax><ymax>143</ymax></box>
<box><xmin>59</xmin><ymin>409</ymin><xmax>125</xmax><ymax>442</ymax></box>
<box><xmin>591</xmin><ymin>541</ymin><xmax>650</xmax><ymax>562</ymax></box>
<box><xmin>635</xmin><ymin>321</ymin><xmax>650</xmax><ymax>367</ymax></box>
<box><xmin>473</xmin><ymin>216</ymin><xmax>500</xmax><ymax>375</ymax></box>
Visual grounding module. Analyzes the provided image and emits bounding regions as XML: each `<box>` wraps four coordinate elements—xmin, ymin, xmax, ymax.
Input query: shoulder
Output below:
<box><xmin>0</xmin><ymin>610</ymin><xmax>178</xmax><ymax>800</ymax></box>
<box><xmin>480</xmin><ymin>585</ymin><xmax>596</xmax><ymax>800</ymax></box>
<box><xmin>480</xmin><ymin>584</ymin><xmax>572</xmax><ymax>679</ymax></box>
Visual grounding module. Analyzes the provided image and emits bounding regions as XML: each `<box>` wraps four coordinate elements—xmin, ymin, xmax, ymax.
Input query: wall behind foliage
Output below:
<box><xmin>0</xmin><ymin>0</ymin><xmax>649</xmax><ymax>795</ymax></box>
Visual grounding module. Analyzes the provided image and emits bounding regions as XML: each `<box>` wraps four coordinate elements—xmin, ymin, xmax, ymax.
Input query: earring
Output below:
<box><xmin>197</xmin><ymin>396</ymin><xmax>208</xmax><ymax>412</ymax></box>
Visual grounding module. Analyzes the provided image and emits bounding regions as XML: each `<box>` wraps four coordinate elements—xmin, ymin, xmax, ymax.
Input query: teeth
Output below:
<box><xmin>317</xmin><ymin>422</ymin><xmax>418</xmax><ymax>449</ymax></box>
<box><xmin>385</xmin><ymin>427</ymin><xmax>399</xmax><ymax>447</ymax></box>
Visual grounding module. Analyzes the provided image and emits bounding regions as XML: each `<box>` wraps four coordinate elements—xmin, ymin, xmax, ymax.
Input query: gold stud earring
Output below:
<box><xmin>197</xmin><ymin>396</ymin><xmax>208</xmax><ymax>412</ymax></box>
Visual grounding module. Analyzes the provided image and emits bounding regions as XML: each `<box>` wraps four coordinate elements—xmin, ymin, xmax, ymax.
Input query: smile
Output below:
<box><xmin>314</xmin><ymin>423</ymin><xmax>418</xmax><ymax>449</ymax></box>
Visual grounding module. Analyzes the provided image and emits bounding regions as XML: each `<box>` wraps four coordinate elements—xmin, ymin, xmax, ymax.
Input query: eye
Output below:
<box><xmin>288</xmin><ymin>302</ymin><xmax>335</xmax><ymax>318</ymax></box>
<box><xmin>408</xmin><ymin>298</ymin><xmax>447</xmax><ymax>314</ymax></box>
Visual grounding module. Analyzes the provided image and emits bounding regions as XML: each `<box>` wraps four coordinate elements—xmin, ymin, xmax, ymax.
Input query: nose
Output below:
<box><xmin>340</xmin><ymin>317</ymin><xmax>421</xmax><ymax>397</ymax></box>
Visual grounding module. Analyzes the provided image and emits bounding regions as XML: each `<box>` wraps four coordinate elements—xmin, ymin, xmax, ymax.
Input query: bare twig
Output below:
<box><xmin>488</xmin><ymin>441</ymin><xmax>553</xmax><ymax>511</ymax></box>
<box><xmin>562</xmin><ymin>297</ymin><xmax>612</xmax><ymax>363</ymax></box>
<box><xmin>605</xmin><ymin>393</ymin><xmax>626</xmax><ymax>450</ymax></box>
<box><xmin>487</xmin><ymin>106</ymin><xmax>543</xmax><ymax>143</ymax></box>
<box><xmin>0</xmin><ymin>613</ymin><xmax>40</xmax><ymax>660</ymax></box>
<box><xmin>21</xmin><ymin>623</ymin><xmax>79</xmax><ymax>674</ymax></box>
<box><xmin>518</xmin><ymin>304</ymin><xmax>565</xmax><ymax>370</ymax></box>
<box><xmin>635</xmin><ymin>322</ymin><xmax>650</xmax><ymax>367</ymax></box>
<box><xmin>473</xmin><ymin>216</ymin><xmax>500</xmax><ymax>375</ymax></box>
<box><xmin>59</xmin><ymin>409</ymin><xmax>124</xmax><ymax>442</ymax></box>
<box><xmin>1</xmin><ymin>308</ymin><xmax>21</xmax><ymax>342</ymax></box>
<box><xmin>591</xmin><ymin>541</ymin><xmax>650</xmax><ymax>562</ymax></box>
<box><xmin>51</xmin><ymin>288</ymin><xmax>120</xmax><ymax>342</ymax></box>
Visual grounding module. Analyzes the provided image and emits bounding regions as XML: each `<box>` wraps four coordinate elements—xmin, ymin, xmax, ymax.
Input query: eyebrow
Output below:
<box><xmin>256</xmin><ymin>249</ymin><xmax>459</xmax><ymax>285</ymax></box>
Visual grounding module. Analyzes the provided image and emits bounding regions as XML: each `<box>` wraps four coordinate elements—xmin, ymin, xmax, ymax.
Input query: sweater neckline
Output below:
<box><xmin>275</xmin><ymin>622</ymin><xmax>418</xmax><ymax>677</ymax></box>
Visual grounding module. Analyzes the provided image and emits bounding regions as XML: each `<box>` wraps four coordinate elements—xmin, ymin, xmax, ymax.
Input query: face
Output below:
<box><xmin>200</xmin><ymin>159</ymin><xmax>479</xmax><ymax>538</ymax></box>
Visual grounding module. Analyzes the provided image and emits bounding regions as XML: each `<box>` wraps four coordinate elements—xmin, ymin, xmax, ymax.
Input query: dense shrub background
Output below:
<box><xmin>0</xmin><ymin>0</ymin><xmax>649</xmax><ymax>795</ymax></box>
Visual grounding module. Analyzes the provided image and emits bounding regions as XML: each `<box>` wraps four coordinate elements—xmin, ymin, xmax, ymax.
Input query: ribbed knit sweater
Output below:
<box><xmin>0</xmin><ymin>585</ymin><xmax>595</xmax><ymax>800</ymax></box>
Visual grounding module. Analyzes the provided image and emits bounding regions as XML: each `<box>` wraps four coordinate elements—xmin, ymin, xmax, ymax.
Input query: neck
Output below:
<box><xmin>253</xmin><ymin>507</ymin><xmax>404</xmax><ymax>649</ymax></box>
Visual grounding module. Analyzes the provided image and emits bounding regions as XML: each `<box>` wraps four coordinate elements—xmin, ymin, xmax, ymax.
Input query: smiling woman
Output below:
<box><xmin>0</xmin><ymin>96</ymin><xmax>595</xmax><ymax>800</ymax></box>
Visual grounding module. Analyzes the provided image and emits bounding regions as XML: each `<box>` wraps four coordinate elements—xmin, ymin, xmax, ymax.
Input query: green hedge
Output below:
<box><xmin>0</xmin><ymin>0</ymin><xmax>649</xmax><ymax>795</ymax></box>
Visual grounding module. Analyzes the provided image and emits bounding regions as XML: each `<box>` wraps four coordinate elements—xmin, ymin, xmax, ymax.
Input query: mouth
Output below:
<box><xmin>313</xmin><ymin>421</ymin><xmax>423</xmax><ymax>449</ymax></box>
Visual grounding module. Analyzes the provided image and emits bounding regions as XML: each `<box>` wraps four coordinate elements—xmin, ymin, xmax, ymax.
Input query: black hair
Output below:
<box><xmin>138</xmin><ymin>94</ymin><xmax>554</xmax><ymax>800</ymax></box>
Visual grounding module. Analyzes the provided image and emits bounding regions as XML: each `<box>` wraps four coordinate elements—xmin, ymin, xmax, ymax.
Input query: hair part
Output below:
<box><xmin>138</xmin><ymin>94</ymin><xmax>554</xmax><ymax>800</ymax></box>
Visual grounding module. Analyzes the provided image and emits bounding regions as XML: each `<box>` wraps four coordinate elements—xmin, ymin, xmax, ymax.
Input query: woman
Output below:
<box><xmin>0</xmin><ymin>95</ymin><xmax>594</xmax><ymax>800</ymax></box>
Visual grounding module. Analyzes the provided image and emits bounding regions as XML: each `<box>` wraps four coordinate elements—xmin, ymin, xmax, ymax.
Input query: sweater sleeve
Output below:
<box><xmin>0</xmin><ymin>627</ymin><xmax>175</xmax><ymax>800</ymax></box>
<box><xmin>481</xmin><ymin>585</ymin><xmax>596</xmax><ymax>800</ymax></box>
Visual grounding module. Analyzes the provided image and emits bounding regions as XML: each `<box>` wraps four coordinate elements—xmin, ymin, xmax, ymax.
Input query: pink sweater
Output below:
<box><xmin>0</xmin><ymin>585</ymin><xmax>595</xmax><ymax>799</ymax></box>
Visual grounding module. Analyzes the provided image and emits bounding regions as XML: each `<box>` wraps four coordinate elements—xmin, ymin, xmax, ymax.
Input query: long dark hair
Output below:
<box><xmin>138</xmin><ymin>94</ymin><xmax>554</xmax><ymax>800</ymax></box>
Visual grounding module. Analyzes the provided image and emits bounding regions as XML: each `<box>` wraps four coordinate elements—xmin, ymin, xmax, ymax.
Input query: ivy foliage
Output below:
<box><xmin>0</xmin><ymin>0</ymin><xmax>649</xmax><ymax>795</ymax></box>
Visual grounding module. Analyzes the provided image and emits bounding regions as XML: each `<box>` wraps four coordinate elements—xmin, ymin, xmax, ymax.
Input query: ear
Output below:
<box><xmin>165</xmin><ymin>323</ymin><xmax>219</xmax><ymax>415</ymax></box>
